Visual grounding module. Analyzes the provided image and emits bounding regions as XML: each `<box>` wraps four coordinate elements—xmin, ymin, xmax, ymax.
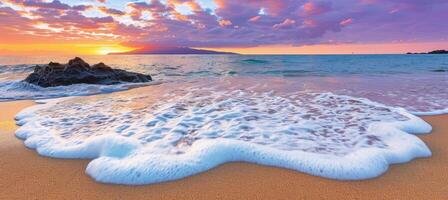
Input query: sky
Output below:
<box><xmin>0</xmin><ymin>0</ymin><xmax>448</xmax><ymax>55</ymax></box>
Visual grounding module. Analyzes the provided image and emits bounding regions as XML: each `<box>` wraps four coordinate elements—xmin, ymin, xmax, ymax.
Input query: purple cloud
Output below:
<box><xmin>1</xmin><ymin>0</ymin><xmax>447</xmax><ymax>47</ymax></box>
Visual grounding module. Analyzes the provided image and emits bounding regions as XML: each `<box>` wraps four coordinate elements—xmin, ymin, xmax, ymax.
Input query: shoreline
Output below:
<box><xmin>1</xmin><ymin>101</ymin><xmax>447</xmax><ymax>199</ymax></box>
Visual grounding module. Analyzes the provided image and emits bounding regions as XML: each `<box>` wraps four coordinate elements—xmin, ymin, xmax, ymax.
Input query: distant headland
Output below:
<box><xmin>406</xmin><ymin>50</ymin><xmax>448</xmax><ymax>54</ymax></box>
<box><xmin>110</xmin><ymin>46</ymin><xmax>237</xmax><ymax>55</ymax></box>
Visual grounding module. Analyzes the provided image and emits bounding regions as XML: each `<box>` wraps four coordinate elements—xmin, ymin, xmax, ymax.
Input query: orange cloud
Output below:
<box><xmin>249</xmin><ymin>15</ymin><xmax>261</xmax><ymax>22</ymax></box>
<box><xmin>218</xmin><ymin>19</ymin><xmax>232</xmax><ymax>27</ymax></box>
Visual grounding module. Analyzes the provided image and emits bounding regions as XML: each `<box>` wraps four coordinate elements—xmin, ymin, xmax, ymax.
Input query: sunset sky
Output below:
<box><xmin>1</xmin><ymin>0</ymin><xmax>447</xmax><ymax>55</ymax></box>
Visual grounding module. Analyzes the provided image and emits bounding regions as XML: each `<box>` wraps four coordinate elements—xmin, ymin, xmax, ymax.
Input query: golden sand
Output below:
<box><xmin>0</xmin><ymin>101</ymin><xmax>447</xmax><ymax>199</ymax></box>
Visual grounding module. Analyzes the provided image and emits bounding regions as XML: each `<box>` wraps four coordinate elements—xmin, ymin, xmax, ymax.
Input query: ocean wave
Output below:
<box><xmin>239</xmin><ymin>59</ymin><xmax>270</xmax><ymax>64</ymax></box>
<box><xmin>15</xmin><ymin>84</ymin><xmax>432</xmax><ymax>185</ymax></box>
<box><xmin>251</xmin><ymin>69</ymin><xmax>313</xmax><ymax>77</ymax></box>
<box><xmin>0</xmin><ymin>80</ymin><xmax>152</xmax><ymax>101</ymax></box>
<box><xmin>0</xmin><ymin>64</ymin><xmax>35</xmax><ymax>74</ymax></box>
<box><xmin>410</xmin><ymin>108</ymin><xmax>448</xmax><ymax>116</ymax></box>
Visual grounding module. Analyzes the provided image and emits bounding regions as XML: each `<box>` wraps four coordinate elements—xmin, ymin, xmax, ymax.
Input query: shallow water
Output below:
<box><xmin>1</xmin><ymin>55</ymin><xmax>447</xmax><ymax>184</ymax></box>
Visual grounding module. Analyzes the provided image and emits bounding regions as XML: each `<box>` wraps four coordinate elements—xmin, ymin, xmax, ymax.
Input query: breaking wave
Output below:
<box><xmin>15</xmin><ymin>84</ymin><xmax>432</xmax><ymax>184</ymax></box>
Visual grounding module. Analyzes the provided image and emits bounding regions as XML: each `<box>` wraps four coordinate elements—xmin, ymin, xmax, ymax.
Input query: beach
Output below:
<box><xmin>1</xmin><ymin>0</ymin><xmax>448</xmax><ymax>198</ymax></box>
<box><xmin>1</xmin><ymin>100</ymin><xmax>447</xmax><ymax>199</ymax></box>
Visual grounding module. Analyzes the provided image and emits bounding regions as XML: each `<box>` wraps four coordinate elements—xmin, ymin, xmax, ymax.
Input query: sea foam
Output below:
<box><xmin>0</xmin><ymin>80</ymin><xmax>154</xmax><ymax>101</ymax></box>
<box><xmin>14</xmin><ymin>84</ymin><xmax>433</xmax><ymax>185</ymax></box>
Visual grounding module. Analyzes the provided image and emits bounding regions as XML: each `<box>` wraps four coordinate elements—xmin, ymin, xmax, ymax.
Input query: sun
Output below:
<box><xmin>96</xmin><ymin>45</ymin><xmax>135</xmax><ymax>55</ymax></box>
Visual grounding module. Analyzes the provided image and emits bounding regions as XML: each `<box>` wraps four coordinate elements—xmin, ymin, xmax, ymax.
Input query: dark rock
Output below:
<box><xmin>24</xmin><ymin>57</ymin><xmax>152</xmax><ymax>87</ymax></box>
<box><xmin>92</xmin><ymin>62</ymin><xmax>112</xmax><ymax>70</ymax></box>
<box><xmin>428</xmin><ymin>50</ymin><xmax>448</xmax><ymax>54</ymax></box>
<box><xmin>406</xmin><ymin>49</ymin><xmax>448</xmax><ymax>54</ymax></box>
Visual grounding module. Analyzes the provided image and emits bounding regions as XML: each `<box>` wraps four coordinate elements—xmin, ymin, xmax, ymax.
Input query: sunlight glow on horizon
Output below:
<box><xmin>1</xmin><ymin>41</ymin><xmax>447</xmax><ymax>56</ymax></box>
<box><xmin>202</xmin><ymin>42</ymin><xmax>448</xmax><ymax>55</ymax></box>
<box><xmin>0</xmin><ymin>43</ymin><xmax>135</xmax><ymax>56</ymax></box>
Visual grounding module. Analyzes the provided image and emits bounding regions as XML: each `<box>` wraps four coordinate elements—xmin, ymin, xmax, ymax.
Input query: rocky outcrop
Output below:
<box><xmin>406</xmin><ymin>50</ymin><xmax>448</xmax><ymax>54</ymax></box>
<box><xmin>428</xmin><ymin>50</ymin><xmax>448</xmax><ymax>54</ymax></box>
<box><xmin>24</xmin><ymin>57</ymin><xmax>152</xmax><ymax>87</ymax></box>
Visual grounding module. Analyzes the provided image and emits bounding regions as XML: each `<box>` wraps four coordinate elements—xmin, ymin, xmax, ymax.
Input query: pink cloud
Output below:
<box><xmin>301</xmin><ymin>2</ymin><xmax>331</xmax><ymax>16</ymax></box>
<box><xmin>273</xmin><ymin>18</ymin><xmax>296</xmax><ymax>29</ymax></box>
<box><xmin>339</xmin><ymin>18</ymin><xmax>353</xmax><ymax>26</ymax></box>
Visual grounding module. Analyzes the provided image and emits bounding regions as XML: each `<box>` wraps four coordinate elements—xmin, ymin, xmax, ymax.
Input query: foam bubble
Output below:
<box><xmin>15</xmin><ymin>84</ymin><xmax>432</xmax><ymax>185</ymax></box>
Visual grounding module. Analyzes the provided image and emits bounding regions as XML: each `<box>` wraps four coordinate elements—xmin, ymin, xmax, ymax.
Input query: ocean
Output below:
<box><xmin>1</xmin><ymin>54</ymin><xmax>447</xmax><ymax>184</ymax></box>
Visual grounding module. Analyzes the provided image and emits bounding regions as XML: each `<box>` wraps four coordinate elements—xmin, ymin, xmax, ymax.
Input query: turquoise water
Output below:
<box><xmin>1</xmin><ymin>54</ymin><xmax>447</xmax><ymax>112</ymax></box>
<box><xmin>1</xmin><ymin>54</ymin><xmax>447</xmax><ymax>80</ymax></box>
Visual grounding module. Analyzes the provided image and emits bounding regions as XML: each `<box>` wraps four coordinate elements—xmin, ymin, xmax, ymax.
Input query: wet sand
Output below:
<box><xmin>0</xmin><ymin>101</ymin><xmax>447</xmax><ymax>199</ymax></box>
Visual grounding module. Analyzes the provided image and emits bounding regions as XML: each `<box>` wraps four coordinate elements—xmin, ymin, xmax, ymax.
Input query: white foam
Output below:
<box><xmin>15</xmin><ymin>85</ymin><xmax>432</xmax><ymax>185</ymax></box>
<box><xmin>410</xmin><ymin>108</ymin><xmax>448</xmax><ymax>116</ymax></box>
<box><xmin>0</xmin><ymin>80</ymin><xmax>151</xmax><ymax>101</ymax></box>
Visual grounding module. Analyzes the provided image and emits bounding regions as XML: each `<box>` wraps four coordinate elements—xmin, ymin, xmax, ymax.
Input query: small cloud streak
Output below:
<box><xmin>218</xmin><ymin>19</ymin><xmax>232</xmax><ymax>27</ymax></box>
<box><xmin>273</xmin><ymin>18</ymin><xmax>296</xmax><ymax>29</ymax></box>
<box><xmin>340</xmin><ymin>18</ymin><xmax>353</xmax><ymax>26</ymax></box>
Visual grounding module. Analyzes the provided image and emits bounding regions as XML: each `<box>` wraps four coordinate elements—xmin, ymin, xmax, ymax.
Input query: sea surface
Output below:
<box><xmin>1</xmin><ymin>54</ymin><xmax>447</xmax><ymax>184</ymax></box>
